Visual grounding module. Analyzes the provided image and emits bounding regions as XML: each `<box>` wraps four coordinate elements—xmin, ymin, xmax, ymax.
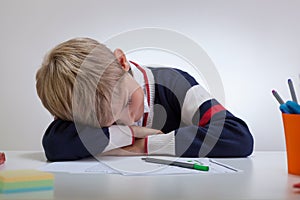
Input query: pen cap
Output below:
<box><xmin>193</xmin><ymin>164</ymin><xmax>209</xmax><ymax>171</ymax></box>
<box><xmin>281</xmin><ymin>113</ymin><xmax>300</xmax><ymax>175</ymax></box>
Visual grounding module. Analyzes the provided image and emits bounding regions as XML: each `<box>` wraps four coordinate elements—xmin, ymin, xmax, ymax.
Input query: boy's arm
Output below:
<box><xmin>173</xmin><ymin>99</ymin><xmax>254</xmax><ymax>157</ymax></box>
<box><xmin>42</xmin><ymin>119</ymin><xmax>110</xmax><ymax>161</ymax></box>
<box><xmin>143</xmin><ymin>99</ymin><xmax>254</xmax><ymax>158</ymax></box>
<box><xmin>109</xmin><ymin>100</ymin><xmax>254</xmax><ymax>157</ymax></box>
<box><xmin>102</xmin><ymin>129</ymin><xmax>175</xmax><ymax>156</ymax></box>
<box><xmin>42</xmin><ymin>119</ymin><xmax>162</xmax><ymax>161</ymax></box>
<box><xmin>101</xmin><ymin>126</ymin><xmax>162</xmax><ymax>153</ymax></box>
<box><xmin>143</xmin><ymin>67</ymin><xmax>254</xmax><ymax>158</ymax></box>
<box><xmin>101</xmin><ymin>138</ymin><xmax>146</xmax><ymax>156</ymax></box>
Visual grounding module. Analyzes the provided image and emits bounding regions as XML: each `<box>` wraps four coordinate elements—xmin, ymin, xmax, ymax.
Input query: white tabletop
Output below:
<box><xmin>0</xmin><ymin>151</ymin><xmax>300</xmax><ymax>200</ymax></box>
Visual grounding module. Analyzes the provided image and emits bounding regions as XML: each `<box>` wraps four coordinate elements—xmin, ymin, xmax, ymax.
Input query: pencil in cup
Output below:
<box><xmin>288</xmin><ymin>79</ymin><xmax>298</xmax><ymax>103</ymax></box>
<box><xmin>272</xmin><ymin>90</ymin><xmax>284</xmax><ymax>105</ymax></box>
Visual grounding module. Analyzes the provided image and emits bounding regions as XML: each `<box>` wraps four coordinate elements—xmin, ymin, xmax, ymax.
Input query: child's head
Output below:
<box><xmin>36</xmin><ymin>37</ymin><xmax>144</xmax><ymax>127</ymax></box>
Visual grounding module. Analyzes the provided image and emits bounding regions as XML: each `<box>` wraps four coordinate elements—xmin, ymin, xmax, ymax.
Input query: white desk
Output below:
<box><xmin>0</xmin><ymin>151</ymin><xmax>299</xmax><ymax>200</ymax></box>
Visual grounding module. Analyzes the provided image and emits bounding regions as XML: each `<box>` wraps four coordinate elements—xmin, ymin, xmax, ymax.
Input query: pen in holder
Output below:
<box><xmin>281</xmin><ymin>113</ymin><xmax>300</xmax><ymax>175</ymax></box>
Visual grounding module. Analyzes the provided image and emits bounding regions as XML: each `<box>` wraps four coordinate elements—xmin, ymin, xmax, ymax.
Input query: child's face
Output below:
<box><xmin>111</xmin><ymin>73</ymin><xmax>144</xmax><ymax>126</ymax></box>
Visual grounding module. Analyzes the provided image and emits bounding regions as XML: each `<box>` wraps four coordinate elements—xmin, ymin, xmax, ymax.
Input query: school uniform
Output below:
<box><xmin>42</xmin><ymin>62</ymin><xmax>254</xmax><ymax>161</ymax></box>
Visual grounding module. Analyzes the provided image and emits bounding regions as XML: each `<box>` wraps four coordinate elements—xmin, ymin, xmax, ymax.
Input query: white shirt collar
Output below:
<box><xmin>130</xmin><ymin>62</ymin><xmax>150</xmax><ymax>126</ymax></box>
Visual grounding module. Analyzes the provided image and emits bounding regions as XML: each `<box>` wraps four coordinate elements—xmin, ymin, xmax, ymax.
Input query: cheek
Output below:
<box><xmin>131</xmin><ymin>89</ymin><xmax>144</xmax><ymax>117</ymax></box>
<box><xmin>137</xmin><ymin>89</ymin><xmax>145</xmax><ymax>114</ymax></box>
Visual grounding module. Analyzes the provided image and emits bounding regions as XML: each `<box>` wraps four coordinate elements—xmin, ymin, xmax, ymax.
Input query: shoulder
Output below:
<box><xmin>148</xmin><ymin>66</ymin><xmax>198</xmax><ymax>87</ymax></box>
<box><xmin>147</xmin><ymin>66</ymin><xmax>203</xmax><ymax>107</ymax></box>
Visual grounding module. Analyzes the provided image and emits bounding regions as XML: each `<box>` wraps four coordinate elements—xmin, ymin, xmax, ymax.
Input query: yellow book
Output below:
<box><xmin>0</xmin><ymin>169</ymin><xmax>54</xmax><ymax>183</ymax></box>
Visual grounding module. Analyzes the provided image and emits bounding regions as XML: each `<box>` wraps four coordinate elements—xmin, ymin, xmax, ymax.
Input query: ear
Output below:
<box><xmin>114</xmin><ymin>48</ymin><xmax>131</xmax><ymax>71</ymax></box>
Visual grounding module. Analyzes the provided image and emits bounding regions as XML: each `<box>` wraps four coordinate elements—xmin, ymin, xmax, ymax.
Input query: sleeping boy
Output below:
<box><xmin>36</xmin><ymin>37</ymin><xmax>254</xmax><ymax>161</ymax></box>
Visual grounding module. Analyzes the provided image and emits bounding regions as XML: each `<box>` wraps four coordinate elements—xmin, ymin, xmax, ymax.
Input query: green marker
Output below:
<box><xmin>142</xmin><ymin>157</ymin><xmax>209</xmax><ymax>171</ymax></box>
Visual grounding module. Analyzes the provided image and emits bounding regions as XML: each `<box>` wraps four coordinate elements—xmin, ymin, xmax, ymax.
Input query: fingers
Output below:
<box><xmin>130</xmin><ymin>126</ymin><xmax>163</xmax><ymax>138</ymax></box>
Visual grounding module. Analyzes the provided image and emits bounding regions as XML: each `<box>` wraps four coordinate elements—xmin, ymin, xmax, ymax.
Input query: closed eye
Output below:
<box><xmin>126</xmin><ymin>97</ymin><xmax>132</xmax><ymax>107</ymax></box>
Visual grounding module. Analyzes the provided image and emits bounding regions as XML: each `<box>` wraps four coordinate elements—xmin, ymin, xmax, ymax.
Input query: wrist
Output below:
<box><xmin>146</xmin><ymin>131</ymin><xmax>175</xmax><ymax>156</ymax></box>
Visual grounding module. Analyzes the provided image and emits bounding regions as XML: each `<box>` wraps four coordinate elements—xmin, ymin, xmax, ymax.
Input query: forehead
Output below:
<box><xmin>114</xmin><ymin>73</ymin><xmax>139</xmax><ymax>94</ymax></box>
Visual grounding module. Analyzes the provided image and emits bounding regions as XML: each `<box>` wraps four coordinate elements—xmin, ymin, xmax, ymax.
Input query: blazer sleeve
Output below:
<box><xmin>174</xmin><ymin>69</ymin><xmax>254</xmax><ymax>157</ymax></box>
<box><xmin>175</xmin><ymin>99</ymin><xmax>254</xmax><ymax>157</ymax></box>
<box><xmin>148</xmin><ymin>67</ymin><xmax>254</xmax><ymax>157</ymax></box>
<box><xmin>42</xmin><ymin>119</ymin><xmax>110</xmax><ymax>161</ymax></box>
<box><xmin>42</xmin><ymin>119</ymin><xmax>135</xmax><ymax>161</ymax></box>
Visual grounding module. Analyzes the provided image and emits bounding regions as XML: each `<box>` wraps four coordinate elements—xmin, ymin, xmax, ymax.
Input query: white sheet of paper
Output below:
<box><xmin>92</xmin><ymin>156</ymin><xmax>241</xmax><ymax>175</ymax></box>
<box><xmin>39</xmin><ymin>156</ymin><xmax>241</xmax><ymax>176</ymax></box>
<box><xmin>39</xmin><ymin>158</ymin><xmax>116</xmax><ymax>174</ymax></box>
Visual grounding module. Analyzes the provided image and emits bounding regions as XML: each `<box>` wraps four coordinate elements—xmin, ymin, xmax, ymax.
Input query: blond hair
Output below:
<box><xmin>36</xmin><ymin>37</ymin><xmax>126</xmax><ymax>127</ymax></box>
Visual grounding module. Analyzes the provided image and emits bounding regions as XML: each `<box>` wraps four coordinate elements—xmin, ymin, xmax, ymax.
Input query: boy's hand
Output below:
<box><xmin>130</xmin><ymin>126</ymin><xmax>163</xmax><ymax>138</ymax></box>
<box><xmin>100</xmin><ymin>127</ymin><xmax>163</xmax><ymax>156</ymax></box>
<box><xmin>101</xmin><ymin>139</ymin><xmax>146</xmax><ymax>156</ymax></box>
<box><xmin>122</xmin><ymin>138</ymin><xmax>146</xmax><ymax>155</ymax></box>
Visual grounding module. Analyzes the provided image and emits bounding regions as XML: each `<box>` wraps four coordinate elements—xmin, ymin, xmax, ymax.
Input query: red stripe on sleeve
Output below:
<box><xmin>142</xmin><ymin>113</ymin><xmax>148</xmax><ymax>127</ymax></box>
<box><xmin>129</xmin><ymin>126</ymin><xmax>135</xmax><ymax>145</ymax></box>
<box><xmin>144</xmin><ymin>137</ymin><xmax>148</xmax><ymax>155</ymax></box>
<box><xmin>199</xmin><ymin>104</ymin><xmax>226</xmax><ymax>127</ymax></box>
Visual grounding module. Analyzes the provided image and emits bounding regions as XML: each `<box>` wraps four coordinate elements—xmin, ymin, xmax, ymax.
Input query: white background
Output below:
<box><xmin>1</xmin><ymin>0</ymin><xmax>299</xmax><ymax>151</ymax></box>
